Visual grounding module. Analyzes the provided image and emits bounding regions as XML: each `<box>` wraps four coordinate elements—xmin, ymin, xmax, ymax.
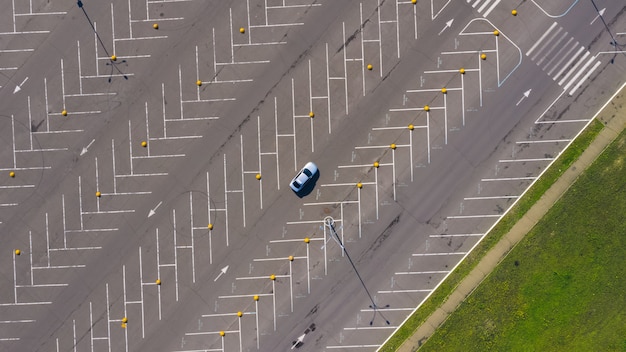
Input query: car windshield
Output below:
<box><xmin>292</xmin><ymin>180</ymin><xmax>301</xmax><ymax>187</ymax></box>
<box><xmin>303</xmin><ymin>169</ymin><xmax>312</xmax><ymax>177</ymax></box>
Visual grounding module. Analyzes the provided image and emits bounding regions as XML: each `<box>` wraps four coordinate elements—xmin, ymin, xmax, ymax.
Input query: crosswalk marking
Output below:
<box><xmin>467</xmin><ymin>0</ymin><xmax>501</xmax><ymax>17</ymax></box>
<box><xmin>531</xmin><ymin>26</ymin><xmax>564</xmax><ymax>62</ymax></box>
<box><xmin>557</xmin><ymin>50</ymin><xmax>589</xmax><ymax>86</ymax></box>
<box><xmin>527</xmin><ymin>22</ymin><xmax>559</xmax><ymax>56</ymax></box>
<box><xmin>527</xmin><ymin>22</ymin><xmax>601</xmax><ymax>96</ymax></box>
<box><xmin>565</xmin><ymin>60</ymin><xmax>601</xmax><ymax>95</ymax></box>
<box><xmin>545</xmin><ymin>37</ymin><xmax>576</xmax><ymax>75</ymax></box>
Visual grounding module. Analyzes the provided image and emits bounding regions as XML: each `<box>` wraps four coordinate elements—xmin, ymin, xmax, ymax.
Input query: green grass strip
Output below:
<box><xmin>379</xmin><ymin>119</ymin><xmax>604</xmax><ymax>351</ymax></box>
<box><xmin>419</xmin><ymin>123</ymin><xmax>626</xmax><ymax>351</ymax></box>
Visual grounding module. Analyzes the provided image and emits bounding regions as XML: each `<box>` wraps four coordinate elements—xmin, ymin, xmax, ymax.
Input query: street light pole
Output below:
<box><xmin>325</xmin><ymin>216</ymin><xmax>390</xmax><ymax>325</ymax></box>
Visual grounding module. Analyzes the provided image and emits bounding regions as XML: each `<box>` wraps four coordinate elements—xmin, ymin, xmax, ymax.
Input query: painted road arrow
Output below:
<box><xmin>148</xmin><ymin>201</ymin><xmax>163</xmax><ymax>218</ymax></box>
<box><xmin>214</xmin><ymin>265</ymin><xmax>229</xmax><ymax>282</ymax></box>
<box><xmin>13</xmin><ymin>77</ymin><xmax>29</xmax><ymax>94</ymax></box>
<box><xmin>590</xmin><ymin>8</ymin><xmax>605</xmax><ymax>25</ymax></box>
<box><xmin>516</xmin><ymin>89</ymin><xmax>532</xmax><ymax>106</ymax></box>
<box><xmin>438</xmin><ymin>19</ymin><xmax>454</xmax><ymax>35</ymax></box>
<box><xmin>80</xmin><ymin>139</ymin><xmax>96</xmax><ymax>156</ymax></box>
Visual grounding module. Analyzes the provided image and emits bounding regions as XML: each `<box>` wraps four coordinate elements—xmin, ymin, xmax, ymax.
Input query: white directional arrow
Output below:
<box><xmin>80</xmin><ymin>139</ymin><xmax>96</xmax><ymax>156</ymax></box>
<box><xmin>13</xmin><ymin>77</ymin><xmax>29</xmax><ymax>94</ymax></box>
<box><xmin>291</xmin><ymin>334</ymin><xmax>306</xmax><ymax>349</ymax></box>
<box><xmin>590</xmin><ymin>8</ymin><xmax>605</xmax><ymax>25</ymax></box>
<box><xmin>213</xmin><ymin>265</ymin><xmax>229</xmax><ymax>282</ymax></box>
<box><xmin>148</xmin><ymin>201</ymin><xmax>163</xmax><ymax>218</ymax></box>
<box><xmin>516</xmin><ymin>89</ymin><xmax>532</xmax><ymax>106</ymax></box>
<box><xmin>438</xmin><ymin>19</ymin><xmax>454</xmax><ymax>36</ymax></box>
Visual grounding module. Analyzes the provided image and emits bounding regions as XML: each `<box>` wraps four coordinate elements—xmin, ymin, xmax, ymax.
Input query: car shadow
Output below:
<box><xmin>294</xmin><ymin>170</ymin><xmax>321</xmax><ymax>198</ymax></box>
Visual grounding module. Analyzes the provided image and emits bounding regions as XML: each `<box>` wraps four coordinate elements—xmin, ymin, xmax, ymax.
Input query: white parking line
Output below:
<box><xmin>303</xmin><ymin>200</ymin><xmax>359</xmax><ymax>205</ymax></box>
<box><xmin>146</xmin><ymin>0</ymin><xmax>193</xmax><ymax>4</ymax></box>
<box><xmin>256</xmin><ymin>116</ymin><xmax>280</xmax><ymax>190</ymax></box>
<box><xmin>429</xmin><ymin>233</ymin><xmax>483</xmax><ymax>238</ymax></box>
<box><xmin>292</xmin><ymin>79</ymin><xmax>315</xmax><ymax>153</ymax></box>
<box><xmin>139</xmin><ymin>245</ymin><xmax>162</xmax><ymax>324</ymax></box>
<box><xmin>327</xmin><ymin>344</ymin><xmax>381</xmax><ymax>349</ymax></box>
<box><xmin>389</xmin><ymin>105</ymin><xmax>441</xmax><ymax>111</ymax></box>
<box><xmin>58</xmin><ymin>59</ymin><xmax>102</xmax><ymax>116</ymax></box>
<box><xmin>21</xmin><ymin>232</ymin><xmax>68</xmax><ymax>287</ymax></box>
<box><xmin>0</xmin><ymin>184</ymin><xmax>35</xmax><ymax>189</ymax></box>
<box><xmin>535</xmin><ymin>119</ymin><xmax>591</xmax><ymax>124</ymax></box>
<box><xmin>128</xmin><ymin>0</ymin><xmax>178</xmax><ymax>34</ymax></box>
<box><xmin>181</xmin><ymin>65</ymin><xmax>230</xmax><ymax>120</ymax></box>
<box><xmin>447</xmin><ymin>214</ymin><xmax>500</xmax><ymax>219</ymax></box>
<box><xmin>89</xmin><ymin>302</ymin><xmax>109</xmax><ymax>350</ymax></box>
<box><xmin>498</xmin><ymin>157</ymin><xmax>554</xmax><ymax>162</ymax></box>
<box><xmin>481</xmin><ymin>176</ymin><xmax>536</xmax><ymax>181</ymax></box>
<box><xmin>206</xmin><ymin>172</ymin><xmax>226</xmax><ymax>264</ymax></box>
<box><xmin>43</xmin><ymin>211</ymin><xmax>102</xmax><ymax>265</ymax></box>
<box><xmin>270</xmin><ymin>231</ymin><xmax>321</xmax><ymax>284</ymax></box>
<box><xmin>186</xmin><ymin>329</ymin><xmax>238</xmax><ymax>335</ymax></box>
<box><xmin>412</xmin><ymin>252</ymin><xmax>467</xmax><ymax>256</ymax></box>
<box><xmin>274</xmin><ymin>97</ymin><xmax>298</xmax><ymax>172</ymax></box>
<box><xmin>0</xmin><ymin>320</ymin><xmax>35</xmax><ymax>323</ymax></box>
<box><xmin>111</xmin><ymin>141</ymin><xmax>160</xmax><ymax>190</ymax></box>
<box><xmin>62</xmin><ymin>194</ymin><xmax>118</xmax><ymax>237</ymax></box>
<box><xmin>270</xmin><ymin>237</ymin><xmax>323</xmax><ymax>243</ymax></box>
<box><xmin>360</xmin><ymin>306</ymin><xmax>414</xmax><ymax>312</ymax></box>
<box><xmin>224</xmin><ymin>153</ymin><xmax>246</xmax><ymax>232</ymax></box>
<box><xmin>78</xmin><ymin>176</ymin><xmax>131</xmax><ymax>230</ymax></box>
<box><xmin>253</xmin><ymin>256</ymin><xmax>306</xmax><ymax>262</ymax></box>
<box><xmin>324</xmin><ymin>44</ymin><xmax>332</xmax><ymax>133</ymax></box>
<box><xmin>108</xmin><ymin>281</ymin><xmax>130</xmax><ymax>350</ymax></box>
<box><xmin>250</xmin><ymin>22</ymin><xmax>303</xmax><ymax>28</ymax></box>
<box><xmin>153</xmin><ymin>230</ymin><xmax>163</xmax><ymax>320</ymax></box>
<box><xmin>2</xmin><ymin>252</ymin><xmax>53</xmax><ymax>307</ymax></box>
<box><xmin>378</xmin><ymin>289</ymin><xmax>431</xmax><ymax>294</ymax></box>
<box><xmin>241</xmin><ymin>134</ymin><xmax>263</xmax><ymax>208</ymax></box>
<box><xmin>210</xmin><ymin>28</ymin><xmax>254</xmax><ymax>84</ymax></box>
<box><xmin>358</xmin><ymin>4</ymin><xmax>366</xmax><ymax>93</ymax></box>
<box><xmin>122</xmin><ymin>264</ymin><xmax>146</xmax><ymax>338</ymax></box>
<box><xmin>395</xmin><ymin>270</ymin><xmax>449</xmax><ymax>275</ymax></box>
<box><xmin>156</xmin><ymin>226</ymin><xmax>180</xmax><ymax>302</ymax></box>
<box><xmin>464</xmin><ymin>195</ymin><xmax>517</xmax><ymax>200</ymax></box>
<box><xmin>516</xmin><ymin>139</ymin><xmax>570</xmax><ymax>144</ymax></box>
<box><xmin>0</xmin><ymin>49</ymin><xmax>33</xmax><ymax>53</ymax></box>
<box><xmin>308</xmin><ymin>59</ymin><xmax>331</xmax><ymax>132</ymax></box>
<box><xmin>234</xmin><ymin>275</ymin><xmax>281</xmax><ymax>330</ymax></box>
<box><xmin>344</xmin><ymin>326</ymin><xmax>397</xmax><ymax>330</ymax></box>
<box><xmin>131</xmin><ymin>119</ymin><xmax>184</xmax><ymax>161</ymax></box>
<box><xmin>13</xmin><ymin>9</ymin><xmax>64</xmax><ymax>16</ymax></box>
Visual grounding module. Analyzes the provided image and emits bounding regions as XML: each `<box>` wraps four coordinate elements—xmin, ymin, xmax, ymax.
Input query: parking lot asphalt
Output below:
<box><xmin>2</xmin><ymin>1</ymin><xmax>626</xmax><ymax>351</ymax></box>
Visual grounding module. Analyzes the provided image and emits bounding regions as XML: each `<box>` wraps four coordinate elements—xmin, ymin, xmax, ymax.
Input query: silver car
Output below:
<box><xmin>290</xmin><ymin>162</ymin><xmax>318</xmax><ymax>193</ymax></box>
